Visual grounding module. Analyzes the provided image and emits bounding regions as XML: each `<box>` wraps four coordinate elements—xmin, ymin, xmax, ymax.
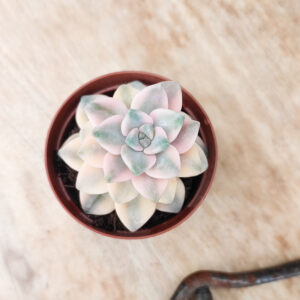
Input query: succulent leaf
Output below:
<box><xmin>103</xmin><ymin>153</ymin><xmax>133</xmax><ymax>183</ymax></box>
<box><xmin>58</xmin><ymin>133</ymin><xmax>83</xmax><ymax>171</ymax></box>
<box><xmin>150</xmin><ymin>109</ymin><xmax>185</xmax><ymax>142</ymax></box>
<box><xmin>171</xmin><ymin>116</ymin><xmax>200</xmax><ymax>154</ymax></box>
<box><xmin>139</xmin><ymin>123</ymin><xmax>154</xmax><ymax>140</ymax></box>
<box><xmin>157</xmin><ymin>178</ymin><xmax>185</xmax><ymax>213</ymax></box>
<box><xmin>121</xmin><ymin>145</ymin><xmax>156</xmax><ymax>176</ymax></box>
<box><xmin>158</xmin><ymin>177</ymin><xmax>177</xmax><ymax>204</ymax></box>
<box><xmin>125</xmin><ymin>128</ymin><xmax>143</xmax><ymax>151</ymax></box>
<box><xmin>131</xmin><ymin>83</ymin><xmax>168</xmax><ymax>114</ymax></box>
<box><xmin>107</xmin><ymin>181</ymin><xmax>138</xmax><ymax>203</ymax></box>
<box><xmin>146</xmin><ymin>145</ymin><xmax>181</xmax><ymax>179</ymax></box>
<box><xmin>93</xmin><ymin>115</ymin><xmax>125</xmax><ymax>155</ymax></box>
<box><xmin>132</xmin><ymin>173</ymin><xmax>168</xmax><ymax>202</ymax></box>
<box><xmin>121</xmin><ymin>109</ymin><xmax>153</xmax><ymax>136</ymax></box>
<box><xmin>113</xmin><ymin>81</ymin><xmax>146</xmax><ymax>108</ymax></box>
<box><xmin>161</xmin><ymin>81</ymin><xmax>182</xmax><ymax>112</ymax></box>
<box><xmin>195</xmin><ymin>136</ymin><xmax>208</xmax><ymax>156</ymax></box>
<box><xmin>78</xmin><ymin>133</ymin><xmax>107</xmax><ymax>168</ymax></box>
<box><xmin>76</xmin><ymin>163</ymin><xmax>108</xmax><ymax>194</ymax></box>
<box><xmin>143</xmin><ymin>127</ymin><xmax>169</xmax><ymax>155</ymax></box>
<box><xmin>179</xmin><ymin>143</ymin><xmax>208</xmax><ymax>177</ymax></box>
<box><xmin>80</xmin><ymin>192</ymin><xmax>114</xmax><ymax>215</ymax></box>
<box><xmin>84</xmin><ymin>95</ymin><xmax>127</xmax><ymax>126</ymax></box>
<box><xmin>115</xmin><ymin>194</ymin><xmax>156</xmax><ymax>232</ymax></box>
<box><xmin>75</xmin><ymin>95</ymin><xmax>95</xmax><ymax>128</ymax></box>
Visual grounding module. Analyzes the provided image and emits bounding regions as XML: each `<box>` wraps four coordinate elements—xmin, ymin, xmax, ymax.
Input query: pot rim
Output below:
<box><xmin>45</xmin><ymin>70</ymin><xmax>218</xmax><ymax>239</ymax></box>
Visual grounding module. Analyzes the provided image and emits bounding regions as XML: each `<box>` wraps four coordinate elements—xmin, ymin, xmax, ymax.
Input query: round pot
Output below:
<box><xmin>45</xmin><ymin>71</ymin><xmax>217</xmax><ymax>239</ymax></box>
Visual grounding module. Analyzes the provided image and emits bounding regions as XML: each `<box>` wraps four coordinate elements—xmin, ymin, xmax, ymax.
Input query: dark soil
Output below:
<box><xmin>54</xmin><ymin>109</ymin><xmax>202</xmax><ymax>233</ymax></box>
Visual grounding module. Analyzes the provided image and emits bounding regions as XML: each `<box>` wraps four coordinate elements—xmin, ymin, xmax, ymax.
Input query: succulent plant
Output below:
<box><xmin>58</xmin><ymin>81</ymin><xmax>208</xmax><ymax>232</ymax></box>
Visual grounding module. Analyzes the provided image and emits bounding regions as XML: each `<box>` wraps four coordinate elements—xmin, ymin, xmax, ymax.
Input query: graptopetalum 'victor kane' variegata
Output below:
<box><xmin>58</xmin><ymin>81</ymin><xmax>208</xmax><ymax>232</ymax></box>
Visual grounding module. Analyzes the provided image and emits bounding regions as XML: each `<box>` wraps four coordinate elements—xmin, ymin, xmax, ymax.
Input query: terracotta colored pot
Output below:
<box><xmin>45</xmin><ymin>71</ymin><xmax>217</xmax><ymax>239</ymax></box>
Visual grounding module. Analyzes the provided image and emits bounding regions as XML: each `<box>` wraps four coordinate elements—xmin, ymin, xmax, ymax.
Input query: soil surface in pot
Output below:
<box><xmin>54</xmin><ymin>89</ymin><xmax>203</xmax><ymax>233</ymax></box>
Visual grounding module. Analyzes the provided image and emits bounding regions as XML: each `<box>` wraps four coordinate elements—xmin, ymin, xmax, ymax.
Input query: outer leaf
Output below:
<box><xmin>144</xmin><ymin>127</ymin><xmax>169</xmax><ymax>155</ymax></box>
<box><xmin>121</xmin><ymin>145</ymin><xmax>156</xmax><ymax>176</ymax></box>
<box><xmin>113</xmin><ymin>81</ymin><xmax>146</xmax><ymax>108</ymax></box>
<box><xmin>78</xmin><ymin>133</ymin><xmax>107</xmax><ymax>168</ymax></box>
<box><xmin>121</xmin><ymin>109</ymin><xmax>153</xmax><ymax>136</ymax></box>
<box><xmin>75</xmin><ymin>95</ymin><xmax>95</xmax><ymax>128</ymax></box>
<box><xmin>146</xmin><ymin>145</ymin><xmax>181</xmax><ymax>179</ymax></box>
<box><xmin>179</xmin><ymin>143</ymin><xmax>208</xmax><ymax>177</ymax></box>
<box><xmin>171</xmin><ymin>116</ymin><xmax>200</xmax><ymax>154</ymax></box>
<box><xmin>84</xmin><ymin>94</ymin><xmax>127</xmax><ymax>126</ymax></box>
<box><xmin>76</xmin><ymin>163</ymin><xmax>108</xmax><ymax>194</ymax></box>
<box><xmin>132</xmin><ymin>173</ymin><xmax>168</xmax><ymax>202</ymax></box>
<box><xmin>115</xmin><ymin>194</ymin><xmax>156</xmax><ymax>232</ymax></box>
<box><xmin>93</xmin><ymin>115</ymin><xmax>125</xmax><ymax>155</ymax></box>
<box><xmin>107</xmin><ymin>181</ymin><xmax>138</xmax><ymax>203</ymax></box>
<box><xmin>58</xmin><ymin>133</ymin><xmax>83</xmax><ymax>171</ymax></box>
<box><xmin>157</xmin><ymin>178</ymin><xmax>185</xmax><ymax>213</ymax></box>
<box><xmin>125</xmin><ymin>128</ymin><xmax>143</xmax><ymax>151</ymax></box>
<box><xmin>103</xmin><ymin>153</ymin><xmax>133</xmax><ymax>183</ymax></box>
<box><xmin>79</xmin><ymin>122</ymin><xmax>93</xmax><ymax>141</ymax></box>
<box><xmin>150</xmin><ymin>109</ymin><xmax>185</xmax><ymax>142</ymax></box>
<box><xmin>80</xmin><ymin>192</ymin><xmax>114</xmax><ymax>215</ymax></box>
<box><xmin>161</xmin><ymin>81</ymin><xmax>182</xmax><ymax>112</ymax></box>
<box><xmin>131</xmin><ymin>83</ymin><xmax>168</xmax><ymax>114</ymax></box>
<box><xmin>196</xmin><ymin>136</ymin><xmax>208</xmax><ymax>156</ymax></box>
<box><xmin>158</xmin><ymin>177</ymin><xmax>177</xmax><ymax>204</ymax></box>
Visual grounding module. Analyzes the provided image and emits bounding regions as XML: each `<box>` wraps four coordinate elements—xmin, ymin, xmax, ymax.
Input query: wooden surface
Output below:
<box><xmin>1</xmin><ymin>1</ymin><xmax>299</xmax><ymax>299</ymax></box>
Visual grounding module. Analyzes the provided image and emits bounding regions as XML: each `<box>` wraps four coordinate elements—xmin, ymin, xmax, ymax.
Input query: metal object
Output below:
<box><xmin>171</xmin><ymin>260</ymin><xmax>300</xmax><ymax>300</ymax></box>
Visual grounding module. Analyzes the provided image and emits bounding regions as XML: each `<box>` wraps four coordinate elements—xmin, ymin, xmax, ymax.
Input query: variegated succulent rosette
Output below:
<box><xmin>58</xmin><ymin>81</ymin><xmax>208</xmax><ymax>232</ymax></box>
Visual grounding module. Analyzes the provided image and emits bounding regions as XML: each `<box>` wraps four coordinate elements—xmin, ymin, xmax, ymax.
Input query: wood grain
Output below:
<box><xmin>0</xmin><ymin>1</ymin><xmax>299</xmax><ymax>299</ymax></box>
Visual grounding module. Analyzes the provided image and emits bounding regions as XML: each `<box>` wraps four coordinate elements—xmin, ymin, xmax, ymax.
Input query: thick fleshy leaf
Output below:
<box><xmin>150</xmin><ymin>109</ymin><xmax>185</xmax><ymax>142</ymax></box>
<box><xmin>157</xmin><ymin>178</ymin><xmax>185</xmax><ymax>213</ymax></box>
<box><xmin>158</xmin><ymin>177</ymin><xmax>177</xmax><ymax>204</ymax></box>
<box><xmin>80</xmin><ymin>192</ymin><xmax>114</xmax><ymax>215</ymax></box>
<box><xmin>172</xmin><ymin>116</ymin><xmax>200</xmax><ymax>154</ymax></box>
<box><xmin>131</xmin><ymin>83</ymin><xmax>168</xmax><ymax>114</ymax></box>
<box><xmin>161</xmin><ymin>81</ymin><xmax>182</xmax><ymax>112</ymax></box>
<box><xmin>139</xmin><ymin>123</ymin><xmax>154</xmax><ymax>140</ymax></box>
<box><xmin>179</xmin><ymin>143</ymin><xmax>208</xmax><ymax>177</ymax></box>
<box><xmin>132</xmin><ymin>173</ymin><xmax>168</xmax><ymax>202</ymax></box>
<box><xmin>76</xmin><ymin>163</ymin><xmax>108</xmax><ymax>194</ymax></box>
<box><xmin>144</xmin><ymin>127</ymin><xmax>169</xmax><ymax>155</ymax></box>
<box><xmin>79</xmin><ymin>122</ymin><xmax>93</xmax><ymax>141</ymax></box>
<box><xmin>121</xmin><ymin>109</ymin><xmax>153</xmax><ymax>136</ymax></box>
<box><xmin>113</xmin><ymin>81</ymin><xmax>146</xmax><ymax>108</ymax></box>
<box><xmin>75</xmin><ymin>95</ymin><xmax>95</xmax><ymax>128</ymax></box>
<box><xmin>115</xmin><ymin>194</ymin><xmax>156</xmax><ymax>232</ymax></box>
<box><xmin>93</xmin><ymin>115</ymin><xmax>125</xmax><ymax>155</ymax></box>
<box><xmin>84</xmin><ymin>95</ymin><xmax>127</xmax><ymax>126</ymax></box>
<box><xmin>103</xmin><ymin>153</ymin><xmax>133</xmax><ymax>183</ymax></box>
<box><xmin>58</xmin><ymin>133</ymin><xmax>83</xmax><ymax>171</ymax></box>
<box><xmin>121</xmin><ymin>145</ymin><xmax>156</xmax><ymax>176</ymax></box>
<box><xmin>125</xmin><ymin>128</ymin><xmax>143</xmax><ymax>151</ymax></box>
<box><xmin>146</xmin><ymin>145</ymin><xmax>181</xmax><ymax>179</ymax></box>
<box><xmin>107</xmin><ymin>181</ymin><xmax>138</xmax><ymax>203</ymax></box>
<box><xmin>196</xmin><ymin>136</ymin><xmax>208</xmax><ymax>156</ymax></box>
<box><xmin>78</xmin><ymin>133</ymin><xmax>107</xmax><ymax>168</ymax></box>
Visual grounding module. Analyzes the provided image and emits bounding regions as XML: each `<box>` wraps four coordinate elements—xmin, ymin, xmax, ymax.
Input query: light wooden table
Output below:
<box><xmin>1</xmin><ymin>1</ymin><xmax>299</xmax><ymax>299</ymax></box>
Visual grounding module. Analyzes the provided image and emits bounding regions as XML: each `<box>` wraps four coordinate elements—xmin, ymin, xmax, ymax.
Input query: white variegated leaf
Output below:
<box><xmin>76</xmin><ymin>163</ymin><xmax>108</xmax><ymax>194</ymax></box>
<box><xmin>80</xmin><ymin>192</ymin><xmax>114</xmax><ymax>215</ymax></box>
<box><xmin>157</xmin><ymin>178</ymin><xmax>185</xmax><ymax>213</ymax></box>
<box><xmin>58</xmin><ymin>133</ymin><xmax>83</xmax><ymax>171</ymax></box>
<box><xmin>115</xmin><ymin>194</ymin><xmax>156</xmax><ymax>232</ymax></box>
<box><xmin>179</xmin><ymin>143</ymin><xmax>208</xmax><ymax>177</ymax></box>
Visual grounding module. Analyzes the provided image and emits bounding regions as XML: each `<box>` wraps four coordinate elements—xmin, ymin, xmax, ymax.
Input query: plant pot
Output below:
<box><xmin>45</xmin><ymin>71</ymin><xmax>217</xmax><ymax>239</ymax></box>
